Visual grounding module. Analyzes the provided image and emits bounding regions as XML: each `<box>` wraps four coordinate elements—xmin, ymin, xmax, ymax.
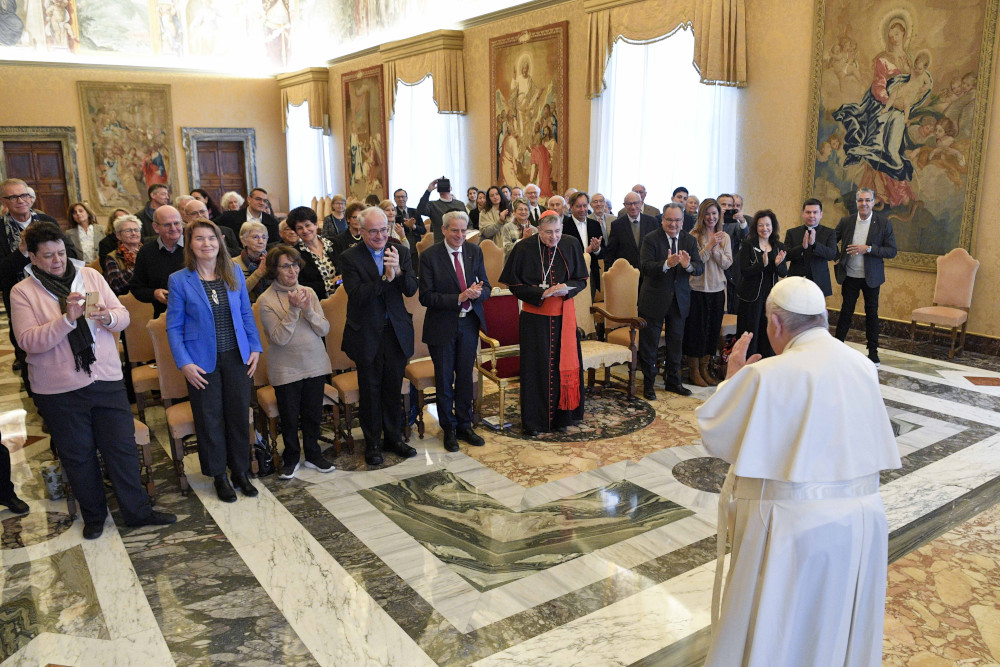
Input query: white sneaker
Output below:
<box><xmin>278</xmin><ymin>462</ymin><xmax>300</xmax><ymax>479</ymax></box>
<box><xmin>304</xmin><ymin>457</ymin><xmax>335</xmax><ymax>473</ymax></box>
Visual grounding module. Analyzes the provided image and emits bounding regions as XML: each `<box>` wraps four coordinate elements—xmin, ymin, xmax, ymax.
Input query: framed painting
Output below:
<box><xmin>77</xmin><ymin>82</ymin><xmax>178</xmax><ymax>215</ymax></box>
<box><xmin>803</xmin><ymin>0</ymin><xmax>998</xmax><ymax>270</ymax></box>
<box><xmin>342</xmin><ymin>65</ymin><xmax>388</xmax><ymax>201</ymax></box>
<box><xmin>490</xmin><ymin>21</ymin><xmax>568</xmax><ymax>197</ymax></box>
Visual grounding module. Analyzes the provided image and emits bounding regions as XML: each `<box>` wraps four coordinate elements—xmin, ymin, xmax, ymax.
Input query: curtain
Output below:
<box><xmin>381</xmin><ymin>30</ymin><xmax>466</xmax><ymax>119</ymax></box>
<box><xmin>286</xmin><ymin>102</ymin><xmax>334</xmax><ymax>209</ymax></box>
<box><xmin>588</xmin><ymin>30</ymin><xmax>737</xmax><ymax>209</ymax></box>
<box><xmin>277</xmin><ymin>67</ymin><xmax>330</xmax><ymax>132</ymax></box>
<box><xmin>388</xmin><ymin>75</ymin><xmax>469</xmax><ymax>201</ymax></box>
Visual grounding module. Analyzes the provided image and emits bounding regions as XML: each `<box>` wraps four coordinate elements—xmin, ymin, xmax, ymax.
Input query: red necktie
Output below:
<box><xmin>454</xmin><ymin>251</ymin><xmax>471</xmax><ymax>311</ymax></box>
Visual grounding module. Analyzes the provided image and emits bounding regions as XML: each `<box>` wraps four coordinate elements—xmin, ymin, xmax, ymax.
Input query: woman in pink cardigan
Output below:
<box><xmin>10</xmin><ymin>222</ymin><xmax>175</xmax><ymax>540</ymax></box>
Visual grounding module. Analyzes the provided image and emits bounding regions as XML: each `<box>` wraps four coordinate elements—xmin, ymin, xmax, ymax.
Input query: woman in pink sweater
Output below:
<box><xmin>10</xmin><ymin>222</ymin><xmax>175</xmax><ymax>540</ymax></box>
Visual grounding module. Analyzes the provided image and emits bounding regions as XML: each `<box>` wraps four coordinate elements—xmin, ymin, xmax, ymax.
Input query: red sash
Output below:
<box><xmin>522</xmin><ymin>296</ymin><xmax>580</xmax><ymax>410</ymax></box>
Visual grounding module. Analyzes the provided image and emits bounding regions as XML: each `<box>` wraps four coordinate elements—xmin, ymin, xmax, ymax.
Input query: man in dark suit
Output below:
<box><xmin>605</xmin><ymin>191</ymin><xmax>658</xmax><ymax>269</ymax></box>
<box><xmin>637</xmin><ymin>203</ymin><xmax>704</xmax><ymax>398</ymax></box>
<box><xmin>560</xmin><ymin>192</ymin><xmax>604</xmax><ymax>291</ymax></box>
<box><xmin>834</xmin><ymin>188</ymin><xmax>897</xmax><ymax>366</ymax></box>
<box><xmin>215</xmin><ymin>187</ymin><xmax>279</xmax><ymax>243</ymax></box>
<box><xmin>340</xmin><ymin>207</ymin><xmax>420</xmax><ymax>466</ymax></box>
<box><xmin>419</xmin><ymin>211</ymin><xmax>491</xmax><ymax>452</ymax></box>
<box><xmin>393</xmin><ymin>188</ymin><xmax>426</xmax><ymax>249</ymax></box>
<box><xmin>524</xmin><ymin>184</ymin><xmax>543</xmax><ymax>224</ymax></box>
<box><xmin>784</xmin><ymin>198</ymin><xmax>838</xmax><ymax>297</ymax></box>
<box><xmin>671</xmin><ymin>187</ymin><xmax>697</xmax><ymax>231</ymax></box>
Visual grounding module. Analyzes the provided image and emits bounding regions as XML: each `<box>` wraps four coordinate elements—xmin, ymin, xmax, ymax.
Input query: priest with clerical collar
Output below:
<box><xmin>696</xmin><ymin>276</ymin><xmax>901</xmax><ymax>666</ymax></box>
<box><xmin>499</xmin><ymin>210</ymin><xmax>588</xmax><ymax>436</ymax></box>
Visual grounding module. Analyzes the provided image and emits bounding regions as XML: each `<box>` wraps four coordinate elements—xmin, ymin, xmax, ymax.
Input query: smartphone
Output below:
<box><xmin>84</xmin><ymin>291</ymin><xmax>99</xmax><ymax>318</ymax></box>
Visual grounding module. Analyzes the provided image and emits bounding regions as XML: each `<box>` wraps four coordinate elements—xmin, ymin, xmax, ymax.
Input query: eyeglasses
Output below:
<box><xmin>120</xmin><ymin>228</ymin><xmax>141</xmax><ymax>234</ymax></box>
<box><xmin>278</xmin><ymin>263</ymin><xmax>300</xmax><ymax>270</ymax></box>
<box><xmin>247</xmin><ymin>234</ymin><xmax>268</xmax><ymax>241</ymax></box>
<box><xmin>250</xmin><ymin>196</ymin><xmax>269</xmax><ymax>203</ymax></box>
<box><xmin>363</xmin><ymin>227</ymin><xmax>389</xmax><ymax>236</ymax></box>
<box><xmin>2</xmin><ymin>193</ymin><xmax>32</xmax><ymax>202</ymax></box>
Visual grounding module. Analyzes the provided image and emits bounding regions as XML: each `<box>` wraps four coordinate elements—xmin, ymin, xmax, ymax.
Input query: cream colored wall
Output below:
<box><xmin>0</xmin><ymin>63</ymin><xmax>287</xmax><ymax>212</ymax></box>
<box><xmin>738</xmin><ymin>0</ymin><xmax>1000</xmax><ymax>339</ymax></box>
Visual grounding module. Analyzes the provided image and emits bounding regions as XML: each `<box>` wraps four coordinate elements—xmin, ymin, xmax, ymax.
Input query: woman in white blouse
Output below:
<box><xmin>65</xmin><ymin>202</ymin><xmax>104</xmax><ymax>264</ymax></box>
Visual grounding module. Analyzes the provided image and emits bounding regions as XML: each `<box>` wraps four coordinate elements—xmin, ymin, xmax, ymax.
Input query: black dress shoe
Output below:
<box><xmin>664</xmin><ymin>382</ymin><xmax>692</xmax><ymax>397</ymax></box>
<box><xmin>127</xmin><ymin>510</ymin><xmax>177</xmax><ymax>527</ymax></box>
<box><xmin>643</xmin><ymin>386</ymin><xmax>657</xmax><ymax>401</ymax></box>
<box><xmin>388</xmin><ymin>442</ymin><xmax>417</xmax><ymax>458</ymax></box>
<box><xmin>83</xmin><ymin>522</ymin><xmax>104</xmax><ymax>540</ymax></box>
<box><xmin>443</xmin><ymin>429</ymin><xmax>459</xmax><ymax>452</ymax></box>
<box><xmin>214</xmin><ymin>475</ymin><xmax>237</xmax><ymax>503</ymax></box>
<box><xmin>365</xmin><ymin>450</ymin><xmax>384</xmax><ymax>466</ymax></box>
<box><xmin>0</xmin><ymin>494</ymin><xmax>29</xmax><ymax>515</ymax></box>
<box><xmin>523</xmin><ymin>427</ymin><xmax>537</xmax><ymax>437</ymax></box>
<box><xmin>456</xmin><ymin>427</ymin><xmax>485</xmax><ymax>447</ymax></box>
<box><xmin>231</xmin><ymin>472</ymin><xmax>259</xmax><ymax>497</ymax></box>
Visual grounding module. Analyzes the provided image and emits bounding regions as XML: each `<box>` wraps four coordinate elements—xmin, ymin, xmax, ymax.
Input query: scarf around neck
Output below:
<box><xmin>32</xmin><ymin>261</ymin><xmax>97</xmax><ymax>375</ymax></box>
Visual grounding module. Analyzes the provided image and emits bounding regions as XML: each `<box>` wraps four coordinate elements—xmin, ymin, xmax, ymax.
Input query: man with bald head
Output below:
<box><xmin>617</xmin><ymin>184</ymin><xmax>659</xmax><ymax>218</ymax></box>
<box><xmin>605</xmin><ymin>190</ymin><xmax>658</xmax><ymax>268</ymax></box>
<box><xmin>130</xmin><ymin>205</ymin><xmax>185</xmax><ymax>317</ymax></box>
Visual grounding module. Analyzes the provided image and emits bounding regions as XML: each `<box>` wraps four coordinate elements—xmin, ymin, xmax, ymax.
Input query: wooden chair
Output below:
<box><xmin>480</xmin><ymin>239</ymin><xmax>504</xmax><ymax>288</ymax></box>
<box><xmin>476</xmin><ymin>290</ymin><xmax>521</xmax><ymax>430</ymax></box>
<box><xmin>403</xmin><ymin>291</ymin><xmax>436</xmax><ymax>438</ymax></box>
<box><xmin>120</xmin><ymin>294</ymin><xmax>159</xmax><ymax>421</ymax></box>
<box><xmin>251</xmin><ymin>302</ymin><xmax>282</xmax><ymax>469</ymax></box>
<box><xmin>310</xmin><ymin>196</ymin><xmax>319</xmax><ymax>215</ymax></box>
<box><xmin>146</xmin><ymin>317</ymin><xmax>254</xmax><ymax>495</ymax></box>
<box><xmin>910</xmin><ymin>248</ymin><xmax>980</xmax><ymax>359</ymax></box>
<box><xmin>599</xmin><ymin>258</ymin><xmax>653</xmax><ymax>390</ymax></box>
<box><xmin>575</xmin><ymin>267</ymin><xmax>639</xmax><ymax>397</ymax></box>
<box><xmin>133</xmin><ymin>417</ymin><xmax>156</xmax><ymax>499</ymax></box>
<box><xmin>416</xmin><ymin>231</ymin><xmax>436</xmax><ymax>255</ymax></box>
<box><xmin>320</xmin><ymin>289</ymin><xmax>411</xmax><ymax>453</ymax></box>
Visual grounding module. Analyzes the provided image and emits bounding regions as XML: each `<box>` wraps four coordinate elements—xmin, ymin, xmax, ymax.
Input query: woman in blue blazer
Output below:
<box><xmin>167</xmin><ymin>219</ymin><xmax>262</xmax><ymax>502</ymax></box>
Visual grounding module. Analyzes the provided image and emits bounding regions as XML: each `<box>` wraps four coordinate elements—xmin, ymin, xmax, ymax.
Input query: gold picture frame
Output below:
<box><xmin>77</xmin><ymin>81</ymin><xmax>178</xmax><ymax>216</ymax></box>
<box><xmin>802</xmin><ymin>0</ymin><xmax>998</xmax><ymax>270</ymax></box>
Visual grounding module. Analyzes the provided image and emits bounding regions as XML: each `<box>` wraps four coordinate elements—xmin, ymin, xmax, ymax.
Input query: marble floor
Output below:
<box><xmin>2</xmin><ymin>312</ymin><xmax>1000</xmax><ymax>666</ymax></box>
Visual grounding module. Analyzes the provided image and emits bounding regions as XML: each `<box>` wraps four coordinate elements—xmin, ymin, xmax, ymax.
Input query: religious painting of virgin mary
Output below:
<box><xmin>490</xmin><ymin>22</ymin><xmax>568</xmax><ymax>197</ymax></box>
<box><xmin>803</xmin><ymin>1</ymin><xmax>998</xmax><ymax>270</ymax></box>
<box><xmin>342</xmin><ymin>65</ymin><xmax>388</xmax><ymax>201</ymax></box>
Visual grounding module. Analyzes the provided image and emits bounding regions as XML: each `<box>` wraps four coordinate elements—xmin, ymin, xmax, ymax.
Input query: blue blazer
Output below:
<box><xmin>166</xmin><ymin>266</ymin><xmax>262</xmax><ymax>372</ymax></box>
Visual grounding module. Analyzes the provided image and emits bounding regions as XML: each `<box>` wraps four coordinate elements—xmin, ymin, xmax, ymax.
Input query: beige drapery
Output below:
<box><xmin>585</xmin><ymin>0</ymin><xmax>746</xmax><ymax>98</ymax></box>
<box><xmin>379</xmin><ymin>30</ymin><xmax>466</xmax><ymax>118</ymax></box>
<box><xmin>276</xmin><ymin>67</ymin><xmax>330</xmax><ymax>132</ymax></box>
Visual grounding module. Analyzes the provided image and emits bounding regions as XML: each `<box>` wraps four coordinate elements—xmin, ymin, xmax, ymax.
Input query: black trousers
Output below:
<box><xmin>639</xmin><ymin>302</ymin><xmax>685</xmax><ymax>388</ymax></box>
<box><xmin>683</xmin><ymin>290</ymin><xmax>726</xmax><ymax>357</ymax></box>
<box><xmin>187</xmin><ymin>348</ymin><xmax>252</xmax><ymax>478</ymax></box>
<box><xmin>0</xmin><ymin>428</ymin><xmax>14</xmax><ymax>500</ymax></box>
<box><xmin>429</xmin><ymin>316</ymin><xmax>479</xmax><ymax>431</ymax></box>
<box><xmin>274</xmin><ymin>375</ymin><xmax>326</xmax><ymax>465</ymax></box>
<box><xmin>356</xmin><ymin>326</ymin><xmax>406</xmax><ymax>451</ymax></box>
<box><xmin>34</xmin><ymin>381</ymin><xmax>153</xmax><ymax>525</ymax></box>
<box><xmin>835</xmin><ymin>276</ymin><xmax>881</xmax><ymax>350</ymax></box>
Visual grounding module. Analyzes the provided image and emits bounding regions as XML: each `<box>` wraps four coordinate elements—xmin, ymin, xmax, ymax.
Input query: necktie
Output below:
<box><xmin>454</xmin><ymin>251</ymin><xmax>471</xmax><ymax>311</ymax></box>
<box><xmin>670</xmin><ymin>236</ymin><xmax>677</xmax><ymax>255</ymax></box>
<box><xmin>632</xmin><ymin>218</ymin><xmax>640</xmax><ymax>246</ymax></box>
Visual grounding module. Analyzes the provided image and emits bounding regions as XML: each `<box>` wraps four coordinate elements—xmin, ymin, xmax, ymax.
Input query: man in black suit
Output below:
<box><xmin>215</xmin><ymin>187</ymin><xmax>279</xmax><ymax>243</ymax></box>
<box><xmin>637</xmin><ymin>202</ymin><xmax>704</xmax><ymax>398</ymax></box>
<box><xmin>419</xmin><ymin>211</ymin><xmax>491</xmax><ymax>452</ymax></box>
<box><xmin>561</xmin><ymin>192</ymin><xmax>603</xmax><ymax>289</ymax></box>
<box><xmin>671</xmin><ymin>187</ymin><xmax>696</xmax><ymax>232</ymax></box>
<box><xmin>340</xmin><ymin>207</ymin><xmax>420</xmax><ymax>466</ymax></box>
<box><xmin>524</xmin><ymin>184</ymin><xmax>543</xmax><ymax>224</ymax></box>
<box><xmin>784</xmin><ymin>198</ymin><xmax>838</xmax><ymax>297</ymax></box>
<box><xmin>605</xmin><ymin>191</ymin><xmax>658</xmax><ymax>269</ymax></box>
<box><xmin>393</xmin><ymin>188</ymin><xmax>426</xmax><ymax>249</ymax></box>
<box><xmin>834</xmin><ymin>188</ymin><xmax>897</xmax><ymax>366</ymax></box>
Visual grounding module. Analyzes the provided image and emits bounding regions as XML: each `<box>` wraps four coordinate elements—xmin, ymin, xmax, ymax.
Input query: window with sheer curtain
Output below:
<box><xmin>589</xmin><ymin>28</ymin><xmax>737</xmax><ymax>210</ymax></box>
<box><xmin>285</xmin><ymin>102</ymin><xmax>334</xmax><ymax>209</ymax></box>
<box><xmin>388</xmin><ymin>75</ymin><xmax>469</xmax><ymax>199</ymax></box>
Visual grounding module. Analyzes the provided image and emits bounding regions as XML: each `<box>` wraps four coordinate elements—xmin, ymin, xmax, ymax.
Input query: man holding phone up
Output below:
<box><xmin>419</xmin><ymin>211</ymin><xmax>491</xmax><ymax>452</ymax></box>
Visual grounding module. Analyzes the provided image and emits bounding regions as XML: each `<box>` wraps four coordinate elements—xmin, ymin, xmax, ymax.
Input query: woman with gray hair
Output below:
<box><xmin>102</xmin><ymin>214</ymin><xmax>144</xmax><ymax>295</ymax></box>
<box><xmin>220</xmin><ymin>191</ymin><xmax>245</xmax><ymax>211</ymax></box>
<box><xmin>233</xmin><ymin>221</ymin><xmax>270</xmax><ymax>302</ymax></box>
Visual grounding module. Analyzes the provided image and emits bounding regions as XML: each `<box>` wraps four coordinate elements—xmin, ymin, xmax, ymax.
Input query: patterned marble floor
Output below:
<box><xmin>2</xmin><ymin>308</ymin><xmax>1000</xmax><ymax>666</ymax></box>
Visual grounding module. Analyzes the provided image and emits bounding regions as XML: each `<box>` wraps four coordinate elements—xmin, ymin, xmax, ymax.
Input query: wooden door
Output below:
<box><xmin>196</xmin><ymin>141</ymin><xmax>247</xmax><ymax>206</ymax></box>
<box><xmin>4</xmin><ymin>141</ymin><xmax>69</xmax><ymax>226</ymax></box>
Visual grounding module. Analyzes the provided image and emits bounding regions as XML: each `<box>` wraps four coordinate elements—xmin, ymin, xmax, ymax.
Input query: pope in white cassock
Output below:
<box><xmin>696</xmin><ymin>276</ymin><xmax>901</xmax><ymax>666</ymax></box>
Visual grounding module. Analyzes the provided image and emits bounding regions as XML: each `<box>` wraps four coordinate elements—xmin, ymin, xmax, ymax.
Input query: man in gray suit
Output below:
<box><xmin>834</xmin><ymin>188</ymin><xmax>897</xmax><ymax>366</ymax></box>
<box><xmin>637</xmin><ymin>203</ymin><xmax>704</xmax><ymax>398</ymax></box>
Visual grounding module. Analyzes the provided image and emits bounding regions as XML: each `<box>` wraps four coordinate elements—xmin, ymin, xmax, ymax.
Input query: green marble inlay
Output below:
<box><xmin>360</xmin><ymin>471</ymin><xmax>693</xmax><ymax>592</ymax></box>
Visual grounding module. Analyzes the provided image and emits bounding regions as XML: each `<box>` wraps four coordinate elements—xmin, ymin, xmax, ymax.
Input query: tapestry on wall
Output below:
<box><xmin>342</xmin><ymin>65</ymin><xmax>388</xmax><ymax>201</ymax></box>
<box><xmin>490</xmin><ymin>21</ymin><xmax>568</xmax><ymax>197</ymax></box>
<box><xmin>803</xmin><ymin>0</ymin><xmax>998</xmax><ymax>270</ymax></box>
<box><xmin>77</xmin><ymin>81</ymin><xmax>178</xmax><ymax>215</ymax></box>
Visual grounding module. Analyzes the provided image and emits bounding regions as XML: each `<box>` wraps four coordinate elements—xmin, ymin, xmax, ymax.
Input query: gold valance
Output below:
<box><xmin>275</xmin><ymin>67</ymin><xmax>330</xmax><ymax>132</ymax></box>
<box><xmin>379</xmin><ymin>30</ymin><xmax>466</xmax><ymax>117</ymax></box>
<box><xmin>585</xmin><ymin>0</ymin><xmax>745</xmax><ymax>98</ymax></box>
